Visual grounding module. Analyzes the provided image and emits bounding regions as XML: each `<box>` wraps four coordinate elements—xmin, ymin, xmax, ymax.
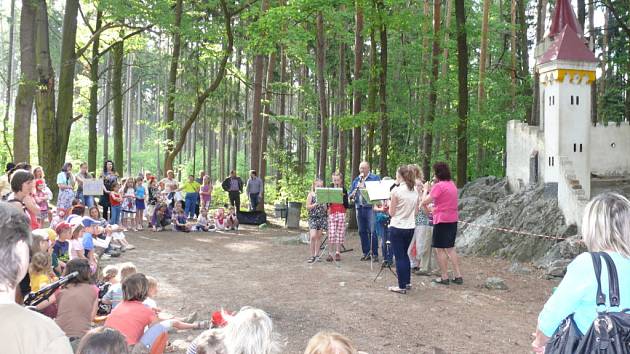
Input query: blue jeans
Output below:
<box><xmin>139</xmin><ymin>321</ymin><xmax>170</xmax><ymax>351</ymax></box>
<box><xmin>109</xmin><ymin>205</ymin><xmax>121</xmax><ymax>225</ymax></box>
<box><xmin>390</xmin><ymin>227</ymin><xmax>414</xmax><ymax>290</ymax></box>
<box><xmin>185</xmin><ymin>192</ymin><xmax>199</xmax><ymax>218</ymax></box>
<box><xmin>356</xmin><ymin>207</ymin><xmax>377</xmax><ymax>256</ymax></box>
<box><xmin>76</xmin><ymin>191</ymin><xmax>94</xmax><ymax>208</ymax></box>
<box><xmin>375</xmin><ymin>217</ymin><xmax>393</xmax><ymax>263</ymax></box>
<box><xmin>249</xmin><ymin>193</ymin><xmax>259</xmax><ymax>210</ymax></box>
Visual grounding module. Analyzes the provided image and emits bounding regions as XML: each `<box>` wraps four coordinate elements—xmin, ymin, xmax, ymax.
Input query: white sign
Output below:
<box><xmin>365</xmin><ymin>180</ymin><xmax>396</xmax><ymax>201</ymax></box>
<box><xmin>82</xmin><ymin>179</ymin><xmax>104</xmax><ymax>196</ymax></box>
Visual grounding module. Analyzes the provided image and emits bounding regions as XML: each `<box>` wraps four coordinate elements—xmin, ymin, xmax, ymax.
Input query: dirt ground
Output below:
<box><xmin>102</xmin><ymin>216</ymin><xmax>558</xmax><ymax>354</ymax></box>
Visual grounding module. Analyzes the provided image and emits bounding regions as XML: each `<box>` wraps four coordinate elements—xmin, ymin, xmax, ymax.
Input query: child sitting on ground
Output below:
<box><xmin>152</xmin><ymin>202</ymin><xmax>172</xmax><ymax>231</ymax></box>
<box><xmin>214</xmin><ymin>207</ymin><xmax>226</xmax><ymax>230</ymax></box>
<box><xmin>225</xmin><ymin>206</ymin><xmax>239</xmax><ymax>231</ymax></box>
<box><xmin>52</xmin><ymin>222</ymin><xmax>72</xmax><ymax>276</ymax></box>
<box><xmin>36</xmin><ymin>259</ymin><xmax>99</xmax><ymax>349</ymax></box>
<box><xmin>105</xmin><ymin>273</ymin><xmax>207</xmax><ymax>352</ymax></box>
<box><xmin>144</xmin><ymin>276</ymin><xmax>209</xmax><ymax>330</ymax></box>
<box><xmin>69</xmin><ymin>223</ymin><xmax>86</xmax><ymax>261</ymax></box>
<box><xmin>97</xmin><ymin>265</ymin><xmax>118</xmax><ymax>315</ymax></box>
<box><xmin>193</xmin><ymin>208</ymin><xmax>215</xmax><ymax>232</ymax></box>
<box><xmin>102</xmin><ymin>262</ymin><xmax>137</xmax><ymax>310</ymax></box>
<box><xmin>29</xmin><ymin>252</ymin><xmax>56</xmax><ymax>292</ymax></box>
<box><xmin>173</xmin><ymin>200</ymin><xmax>192</xmax><ymax>232</ymax></box>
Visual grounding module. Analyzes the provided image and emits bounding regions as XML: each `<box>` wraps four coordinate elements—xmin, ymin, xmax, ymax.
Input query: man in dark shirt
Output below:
<box><xmin>221</xmin><ymin>170</ymin><xmax>243</xmax><ymax>211</ymax></box>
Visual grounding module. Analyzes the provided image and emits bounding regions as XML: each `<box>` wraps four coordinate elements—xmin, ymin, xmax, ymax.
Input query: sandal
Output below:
<box><xmin>388</xmin><ymin>286</ymin><xmax>407</xmax><ymax>294</ymax></box>
<box><xmin>432</xmin><ymin>277</ymin><xmax>450</xmax><ymax>285</ymax></box>
<box><xmin>307</xmin><ymin>257</ymin><xmax>316</xmax><ymax>263</ymax></box>
<box><xmin>326</xmin><ymin>255</ymin><xmax>334</xmax><ymax>262</ymax></box>
<box><xmin>452</xmin><ymin>277</ymin><xmax>464</xmax><ymax>285</ymax></box>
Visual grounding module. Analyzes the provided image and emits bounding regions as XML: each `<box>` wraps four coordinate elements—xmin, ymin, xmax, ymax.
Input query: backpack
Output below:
<box><xmin>545</xmin><ymin>252</ymin><xmax>630</xmax><ymax>353</ymax></box>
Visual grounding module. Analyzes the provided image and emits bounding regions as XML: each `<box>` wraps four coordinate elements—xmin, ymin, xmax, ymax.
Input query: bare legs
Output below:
<box><xmin>309</xmin><ymin>229</ymin><xmax>322</xmax><ymax>257</ymax></box>
<box><xmin>434</xmin><ymin>247</ymin><xmax>462</xmax><ymax>280</ymax></box>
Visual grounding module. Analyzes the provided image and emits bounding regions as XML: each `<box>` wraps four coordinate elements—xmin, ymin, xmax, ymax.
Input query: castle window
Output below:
<box><xmin>573</xmin><ymin>143</ymin><xmax>576</xmax><ymax>152</ymax></box>
<box><xmin>553</xmin><ymin>96</ymin><xmax>555</xmax><ymax>105</ymax></box>
<box><xmin>579</xmin><ymin>144</ymin><xmax>583</xmax><ymax>152</ymax></box>
<box><xmin>552</xmin><ymin>156</ymin><xmax>555</xmax><ymax>166</ymax></box>
<box><xmin>576</xmin><ymin>96</ymin><xmax>580</xmax><ymax>105</ymax></box>
<box><xmin>549</xmin><ymin>156</ymin><xmax>551</xmax><ymax>166</ymax></box>
<box><xmin>571</xmin><ymin>96</ymin><xmax>574</xmax><ymax>105</ymax></box>
<box><xmin>549</xmin><ymin>96</ymin><xmax>552</xmax><ymax>106</ymax></box>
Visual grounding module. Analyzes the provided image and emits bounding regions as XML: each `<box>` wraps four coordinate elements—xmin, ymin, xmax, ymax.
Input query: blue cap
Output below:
<box><xmin>81</xmin><ymin>217</ymin><xmax>99</xmax><ymax>227</ymax></box>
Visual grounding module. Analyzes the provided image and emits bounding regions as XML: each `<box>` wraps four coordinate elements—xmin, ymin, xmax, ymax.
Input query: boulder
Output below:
<box><xmin>508</xmin><ymin>262</ymin><xmax>532</xmax><ymax>275</ymax></box>
<box><xmin>483</xmin><ymin>277</ymin><xmax>509</xmax><ymax>290</ymax></box>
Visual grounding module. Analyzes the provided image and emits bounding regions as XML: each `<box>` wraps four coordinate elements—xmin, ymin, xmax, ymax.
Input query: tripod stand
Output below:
<box><xmin>373</xmin><ymin>240</ymin><xmax>397</xmax><ymax>282</ymax></box>
<box><xmin>316</xmin><ymin>233</ymin><xmax>353</xmax><ymax>266</ymax></box>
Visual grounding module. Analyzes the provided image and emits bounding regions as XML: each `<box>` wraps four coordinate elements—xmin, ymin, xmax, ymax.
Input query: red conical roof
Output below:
<box><xmin>548</xmin><ymin>0</ymin><xmax>583</xmax><ymax>38</ymax></box>
<box><xmin>539</xmin><ymin>25</ymin><xmax>596</xmax><ymax>64</ymax></box>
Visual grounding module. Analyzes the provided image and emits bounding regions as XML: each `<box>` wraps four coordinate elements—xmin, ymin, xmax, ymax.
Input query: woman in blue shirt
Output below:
<box><xmin>532</xmin><ymin>192</ymin><xmax>630</xmax><ymax>352</ymax></box>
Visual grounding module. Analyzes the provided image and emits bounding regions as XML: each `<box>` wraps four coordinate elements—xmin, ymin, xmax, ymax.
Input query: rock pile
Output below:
<box><xmin>456</xmin><ymin>177</ymin><xmax>585</xmax><ymax>275</ymax></box>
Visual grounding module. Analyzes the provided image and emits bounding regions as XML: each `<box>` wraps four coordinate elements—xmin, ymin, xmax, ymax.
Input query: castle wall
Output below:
<box><xmin>590</xmin><ymin>122</ymin><xmax>630</xmax><ymax>176</ymax></box>
<box><xmin>506</xmin><ymin>120</ymin><xmax>544</xmax><ymax>192</ymax></box>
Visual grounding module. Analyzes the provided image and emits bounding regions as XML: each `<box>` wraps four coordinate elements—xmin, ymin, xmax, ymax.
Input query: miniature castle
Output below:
<box><xmin>506</xmin><ymin>0</ymin><xmax>630</xmax><ymax>226</ymax></box>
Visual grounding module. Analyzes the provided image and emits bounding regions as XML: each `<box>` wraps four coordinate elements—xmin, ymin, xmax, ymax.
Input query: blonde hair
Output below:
<box><xmin>192</xmin><ymin>329</ymin><xmax>226</xmax><ymax>354</ymax></box>
<box><xmin>119</xmin><ymin>262</ymin><xmax>137</xmax><ymax>281</ymax></box>
<box><xmin>222</xmin><ymin>307</ymin><xmax>282</xmax><ymax>354</ymax></box>
<box><xmin>581</xmin><ymin>192</ymin><xmax>630</xmax><ymax>258</ymax></box>
<box><xmin>304</xmin><ymin>332</ymin><xmax>357</xmax><ymax>354</ymax></box>
<box><xmin>396</xmin><ymin>165</ymin><xmax>415</xmax><ymax>191</ymax></box>
<box><xmin>408</xmin><ymin>164</ymin><xmax>423</xmax><ymax>182</ymax></box>
<box><xmin>102</xmin><ymin>265</ymin><xmax>118</xmax><ymax>282</ymax></box>
<box><xmin>29</xmin><ymin>252</ymin><xmax>51</xmax><ymax>275</ymax></box>
<box><xmin>146</xmin><ymin>275</ymin><xmax>158</xmax><ymax>290</ymax></box>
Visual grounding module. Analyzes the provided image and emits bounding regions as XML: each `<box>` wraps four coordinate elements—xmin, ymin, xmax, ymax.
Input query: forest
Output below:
<box><xmin>0</xmin><ymin>0</ymin><xmax>628</xmax><ymax>204</ymax></box>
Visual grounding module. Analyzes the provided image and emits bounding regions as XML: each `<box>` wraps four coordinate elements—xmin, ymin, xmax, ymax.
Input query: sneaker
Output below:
<box><xmin>326</xmin><ymin>255</ymin><xmax>334</xmax><ymax>262</ymax></box>
<box><xmin>452</xmin><ymin>277</ymin><xmax>464</xmax><ymax>285</ymax></box>
<box><xmin>411</xmin><ymin>266</ymin><xmax>420</xmax><ymax>272</ymax></box>
<box><xmin>125</xmin><ymin>244</ymin><xmax>136</xmax><ymax>250</ymax></box>
<box><xmin>307</xmin><ymin>257</ymin><xmax>316</xmax><ymax>264</ymax></box>
<box><xmin>414</xmin><ymin>269</ymin><xmax>431</xmax><ymax>276</ymax></box>
<box><xmin>360</xmin><ymin>255</ymin><xmax>370</xmax><ymax>261</ymax></box>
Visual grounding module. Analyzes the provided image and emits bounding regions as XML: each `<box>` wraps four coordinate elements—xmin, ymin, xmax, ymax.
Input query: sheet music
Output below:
<box><xmin>365</xmin><ymin>180</ymin><xmax>396</xmax><ymax>201</ymax></box>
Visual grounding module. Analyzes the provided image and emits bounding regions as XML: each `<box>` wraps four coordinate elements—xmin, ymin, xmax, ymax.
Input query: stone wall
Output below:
<box><xmin>506</xmin><ymin>120</ymin><xmax>545</xmax><ymax>193</ymax></box>
<box><xmin>590</xmin><ymin>122</ymin><xmax>630</xmax><ymax>176</ymax></box>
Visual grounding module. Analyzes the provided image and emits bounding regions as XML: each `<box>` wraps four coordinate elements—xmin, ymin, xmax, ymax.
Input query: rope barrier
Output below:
<box><xmin>457</xmin><ymin>220</ymin><xmax>576</xmax><ymax>242</ymax></box>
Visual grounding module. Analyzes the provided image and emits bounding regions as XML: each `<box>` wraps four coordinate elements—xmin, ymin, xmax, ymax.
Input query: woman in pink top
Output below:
<box><xmin>421</xmin><ymin>162</ymin><xmax>463</xmax><ymax>286</ymax></box>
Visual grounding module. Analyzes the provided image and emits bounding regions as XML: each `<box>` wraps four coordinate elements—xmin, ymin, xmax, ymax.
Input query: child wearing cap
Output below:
<box><xmin>52</xmin><ymin>222</ymin><xmax>72</xmax><ymax>276</ymax></box>
<box><xmin>81</xmin><ymin>217</ymin><xmax>102</xmax><ymax>272</ymax></box>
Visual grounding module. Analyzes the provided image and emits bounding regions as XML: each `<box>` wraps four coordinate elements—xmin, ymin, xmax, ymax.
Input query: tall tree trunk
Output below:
<box><xmin>378</xmin><ymin>1</ymin><xmax>389</xmax><ymax>177</ymax></box>
<box><xmin>422</xmin><ymin>0</ymin><xmax>441</xmax><ymax>179</ymax></box>
<box><xmin>455</xmin><ymin>0</ymin><xmax>469</xmax><ymax>187</ymax></box>
<box><xmin>510</xmin><ymin>0</ymin><xmax>517</xmax><ymax>110</ymax></box>
<box><xmin>125</xmin><ymin>56</ymin><xmax>133</xmax><ymax>175</ymax></box>
<box><xmin>260</xmin><ymin>52</ymin><xmax>276</xmax><ymax>187</ymax></box>
<box><xmin>351</xmin><ymin>0</ymin><xmax>364</xmax><ymax>179</ymax></box>
<box><xmin>315</xmin><ymin>12</ymin><xmax>329</xmax><ymax>182</ymax></box>
<box><xmin>219</xmin><ymin>97</ymin><xmax>226</xmax><ymax>178</ymax></box>
<box><xmin>3</xmin><ymin>0</ymin><xmax>16</xmax><ymax>160</ymax></box>
<box><xmin>112</xmin><ymin>41</ymin><xmax>124</xmax><ymax>172</ymax></box>
<box><xmin>366</xmin><ymin>27</ymin><xmax>378</xmax><ymax>165</ymax></box>
<box><xmin>13</xmin><ymin>0</ymin><xmax>36</xmax><ymax>163</ymax></box>
<box><xmin>338</xmin><ymin>37</ymin><xmax>347</xmax><ymax>180</ymax></box>
<box><xmin>103</xmin><ymin>54</ymin><xmax>111</xmax><ymax>161</ymax></box>
<box><xmin>88</xmin><ymin>10</ymin><xmax>103</xmax><ymax>174</ymax></box>
<box><xmin>588</xmin><ymin>0</ymin><xmax>597</xmax><ymax>124</ymax></box>
<box><xmin>418</xmin><ymin>0</ymin><xmax>431</xmax><ymax>154</ymax></box>
<box><xmin>477</xmin><ymin>0</ymin><xmax>490</xmax><ymax>174</ymax></box>
<box><xmin>250</xmin><ymin>0</ymin><xmax>270</xmax><ymax>171</ymax></box>
<box><xmin>164</xmin><ymin>0</ymin><xmax>183</xmax><ymax>172</ymax></box>
<box><xmin>277</xmin><ymin>46</ymin><xmax>287</xmax><ymax>182</ymax></box>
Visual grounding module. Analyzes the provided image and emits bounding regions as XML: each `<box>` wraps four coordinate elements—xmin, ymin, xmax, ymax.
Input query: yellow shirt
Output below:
<box><xmin>181</xmin><ymin>181</ymin><xmax>201</xmax><ymax>194</ymax></box>
<box><xmin>30</xmin><ymin>272</ymin><xmax>53</xmax><ymax>292</ymax></box>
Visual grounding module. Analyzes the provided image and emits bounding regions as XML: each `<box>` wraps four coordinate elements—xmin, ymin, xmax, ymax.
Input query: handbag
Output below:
<box><xmin>546</xmin><ymin>252</ymin><xmax>630</xmax><ymax>354</ymax></box>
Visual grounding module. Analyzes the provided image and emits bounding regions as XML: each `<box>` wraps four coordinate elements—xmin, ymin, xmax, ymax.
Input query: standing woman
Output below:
<box><xmin>387</xmin><ymin>165</ymin><xmax>419</xmax><ymax>294</ymax></box>
<box><xmin>326</xmin><ymin>172</ymin><xmax>349</xmax><ymax>262</ymax></box>
<box><xmin>56</xmin><ymin>163</ymin><xmax>76</xmax><ymax>212</ymax></box>
<box><xmin>306</xmin><ymin>179</ymin><xmax>328</xmax><ymax>263</ymax></box>
<box><xmin>9</xmin><ymin>169</ymin><xmax>40</xmax><ymax>230</ymax></box>
<box><xmin>75</xmin><ymin>162</ymin><xmax>95</xmax><ymax>208</ymax></box>
<box><xmin>421</xmin><ymin>162</ymin><xmax>462</xmax><ymax>285</ymax></box>
<box><xmin>99</xmin><ymin>160</ymin><xmax>118</xmax><ymax>220</ymax></box>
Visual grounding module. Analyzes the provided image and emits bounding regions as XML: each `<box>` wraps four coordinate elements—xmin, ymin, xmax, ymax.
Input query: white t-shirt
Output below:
<box><xmin>143</xmin><ymin>297</ymin><xmax>158</xmax><ymax>309</ymax></box>
<box><xmin>69</xmin><ymin>239</ymin><xmax>84</xmax><ymax>260</ymax></box>
<box><xmin>389</xmin><ymin>184</ymin><xmax>419</xmax><ymax>229</ymax></box>
<box><xmin>0</xmin><ymin>303</ymin><xmax>73</xmax><ymax>354</ymax></box>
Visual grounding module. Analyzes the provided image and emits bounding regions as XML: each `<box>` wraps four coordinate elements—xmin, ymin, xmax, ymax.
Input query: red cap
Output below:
<box><xmin>212</xmin><ymin>310</ymin><xmax>233</xmax><ymax>327</ymax></box>
<box><xmin>54</xmin><ymin>222</ymin><xmax>72</xmax><ymax>235</ymax></box>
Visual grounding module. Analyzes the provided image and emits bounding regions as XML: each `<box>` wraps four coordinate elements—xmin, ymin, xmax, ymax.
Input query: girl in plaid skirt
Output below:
<box><xmin>327</xmin><ymin>172</ymin><xmax>350</xmax><ymax>262</ymax></box>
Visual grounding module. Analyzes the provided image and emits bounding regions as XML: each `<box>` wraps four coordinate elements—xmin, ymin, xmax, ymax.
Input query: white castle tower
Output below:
<box><xmin>537</xmin><ymin>0</ymin><xmax>597</xmax><ymax>199</ymax></box>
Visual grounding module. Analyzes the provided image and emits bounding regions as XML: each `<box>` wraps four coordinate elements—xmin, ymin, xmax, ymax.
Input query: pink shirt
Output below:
<box><xmin>105</xmin><ymin>300</ymin><xmax>156</xmax><ymax>345</ymax></box>
<box><xmin>430</xmin><ymin>180</ymin><xmax>458</xmax><ymax>224</ymax></box>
